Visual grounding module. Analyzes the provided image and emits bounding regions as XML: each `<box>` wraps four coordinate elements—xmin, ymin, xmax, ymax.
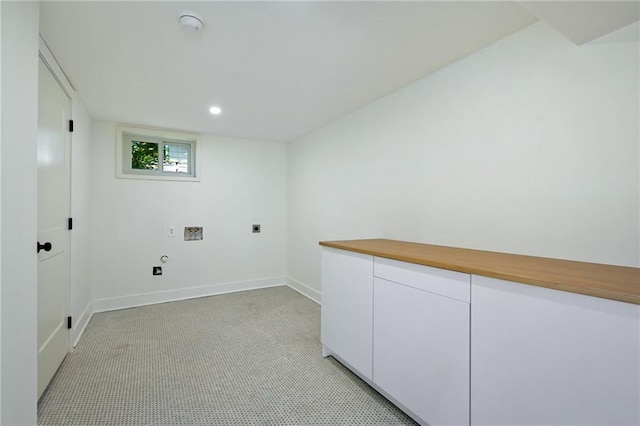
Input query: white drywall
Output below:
<box><xmin>0</xmin><ymin>2</ymin><xmax>39</xmax><ymax>424</ymax></box>
<box><xmin>70</xmin><ymin>100</ymin><xmax>93</xmax><ymax>344</ymax></box>
<box><xmin>91</xmin><ymin>122</ymin><xmax>287</xmax><ymax>305</ymax></box>
<box><xmin>0</xmin><ymin>3</ymin><xmax>3</xmax><ymax>420</ymax></box>
<box><xmin>287</xmin><ymin>21</ymin><xmax>640</xmax><ymax>294</ymax></box>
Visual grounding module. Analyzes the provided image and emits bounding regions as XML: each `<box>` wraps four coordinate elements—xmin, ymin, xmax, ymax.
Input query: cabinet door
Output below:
<box><xmin>471</xmin><ymin>275</ymin><xmax>640</xmax><ymax>426</ymax></box>
<box><xmin>373</xmin><ymin>277</ymin><xmax>470</xmax><ymax>426</ymax></box>
<box><xmin>321</xmin><ymin>247</ymin><xmax>373</xmax><ymax>380</ymax></box>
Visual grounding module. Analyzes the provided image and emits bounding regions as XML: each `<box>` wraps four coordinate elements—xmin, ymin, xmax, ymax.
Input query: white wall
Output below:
<box><xmin>0</xmin><ymin>3</ymin><xmax>3</xmax><ymax>420</ymax></box>
<box><xmin>91</xmin><ymin>122</ymin><xmax>287</xmax><ymax>308</ymax></box>
<box><xmin>288</xmin><ymin>21</ymin><xmax>640</xmax><ymax>294</ymax></box>
<box><xmin>0</xmin><ymin>2</ymin><xmax>39</xmax><ymax>424</ymax></box>
<box><xmin>69</xmin><ymin>100</ymin><xmax>93</xmax><ymax>344</ymax></box>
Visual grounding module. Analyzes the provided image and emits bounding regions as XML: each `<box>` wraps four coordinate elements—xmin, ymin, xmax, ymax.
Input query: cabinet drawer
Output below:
<box><xmin>374</xmin><ymin>257</ymin><xmax>470</xmax><ymax>303</ymax></box>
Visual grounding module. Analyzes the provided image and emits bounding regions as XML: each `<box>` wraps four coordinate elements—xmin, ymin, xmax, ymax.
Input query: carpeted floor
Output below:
<box><xmin>38</xmin><ymin>286</ymin><xmax>417</xmax><ymax>425</ymax></box>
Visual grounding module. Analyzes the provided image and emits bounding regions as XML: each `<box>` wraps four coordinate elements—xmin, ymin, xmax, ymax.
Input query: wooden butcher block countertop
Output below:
<box><xmin>319</xmin><ymin>239</ymin><xmax>639</xmax><ymax>305</ymax></box>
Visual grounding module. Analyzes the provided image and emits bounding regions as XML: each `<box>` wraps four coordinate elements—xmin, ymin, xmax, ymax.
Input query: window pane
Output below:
<box><xmin>163</xmin><ymin>143</ymin><xmax>190</xmax><ymax>174</ymax></box>
<box><xmin>131</xmin><ymin>141</ymin><xmax>159</xmax><ymax>170</ymax></box>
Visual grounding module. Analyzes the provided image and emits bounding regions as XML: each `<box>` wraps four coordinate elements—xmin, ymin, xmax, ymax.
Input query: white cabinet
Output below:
<box><xmin>373</xmin><ymin>258</ymin><xmax>471</xmax><ymax>426</ymax></box>
<box><xmin>321</xmin><ymin>244</ymin><xmax>639</xmax><ymax>426</ymax></box>
<box><xmin>471</xmin><ymin>275</ymin><xmax>640</xmax><ymax>426</ymax></box>
<box><xmin>320</xmin><ymin>247</ymin><xmax>374</xmax><ymax>381</ymax></box>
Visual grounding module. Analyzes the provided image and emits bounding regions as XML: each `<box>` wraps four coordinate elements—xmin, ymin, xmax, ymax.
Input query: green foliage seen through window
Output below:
<box><xmin>131</xmin><ymin>141</ymin><xmax>159</xmax><ymax>170</ymax></box>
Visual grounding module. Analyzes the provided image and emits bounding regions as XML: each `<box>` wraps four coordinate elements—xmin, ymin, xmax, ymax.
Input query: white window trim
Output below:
<box><xmin>116</xmin><ymin>125</ymin><xmax>201</xmax><ymax>182</ymax></box>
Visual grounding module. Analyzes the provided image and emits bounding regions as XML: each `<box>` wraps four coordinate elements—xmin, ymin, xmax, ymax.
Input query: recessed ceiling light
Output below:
<box><xmin>209</xmin><ymin>106</ymin><xmax>222</xmax><ymax>115</ymax></box>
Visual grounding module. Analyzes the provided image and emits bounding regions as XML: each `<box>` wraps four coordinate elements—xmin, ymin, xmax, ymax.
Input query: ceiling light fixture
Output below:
<box><xmin>179</xmin><ymin>11</ymin><xmax>204</xmax><ymax>31</ymax></box>
<box><xmin>209</xmin><ymin>106</ymin><xmax>222</xmax><ymax>115</ymax></box>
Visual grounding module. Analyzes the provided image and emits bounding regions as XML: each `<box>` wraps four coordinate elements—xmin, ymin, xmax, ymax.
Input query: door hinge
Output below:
<box><xmin>68</xmin><ymin>120</ymin><xmax>74</xmax><ymax>132</ymax></box>
<box><xmin>68</xmin><ymin>217</ymin><xmax>73</xmax><ymax>230</ymax></box>
<box><xmin>67</xmin><ymin>316</ymin><xmax>72</xmax><ymax>329</ymax></box>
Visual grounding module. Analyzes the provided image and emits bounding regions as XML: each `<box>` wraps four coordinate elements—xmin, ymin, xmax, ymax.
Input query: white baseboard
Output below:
<box><xmin>287</xmin><ymin>277</ymin><xmax>321</xmax><ymax>304</ymax></box>
<box><xmin>71</xmin><ymin>302</ymin><xmax>94</xmax><ymax>348</ymax></box>
<box><xmin>71</xmin><ymin>276</ymin><xmax>318</xmax><ymax>348</ymax></box>
<box><xmin>92</xmin><ymin>277</ymin><xmax>287</xmax><ymax>314</ymax></box>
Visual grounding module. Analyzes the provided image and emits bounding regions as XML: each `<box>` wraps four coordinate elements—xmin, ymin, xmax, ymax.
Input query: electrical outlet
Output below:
<box><xmin>168</xmin><ymin>226</ymin><xmax>175</xmax><ymax>237</ymax></box>
<box><xmin>252</xmin><ymin>224</ymin><xmax>261</xmax><ymax>233</ymax></box>
<box><xmin>153</xmin><ymin>266</ymin><xmax>163</xmax><ymax>276</ymax></box>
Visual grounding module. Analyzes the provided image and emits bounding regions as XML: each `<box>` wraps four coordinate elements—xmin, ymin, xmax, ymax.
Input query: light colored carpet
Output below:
<box><xmin>38</xmin><ymin>286</ymin><xmax>417</xmax><ymax>425</ymax></box>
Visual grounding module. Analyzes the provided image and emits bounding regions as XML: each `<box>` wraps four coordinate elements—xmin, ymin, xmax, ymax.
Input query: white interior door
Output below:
<box><xmin>37</xmin><ymin>57</ymin><xmax>71</xmax><ymax>398</ymax></box>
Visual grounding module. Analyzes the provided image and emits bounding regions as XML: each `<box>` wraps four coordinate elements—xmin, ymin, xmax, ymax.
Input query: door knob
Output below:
<box><xmin>37</xmin><ymin>241</ymin><xmax>52</xmax><ymax>253</ymax></box>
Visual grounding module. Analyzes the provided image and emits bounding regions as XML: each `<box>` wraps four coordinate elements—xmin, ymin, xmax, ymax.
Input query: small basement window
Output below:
<box><xmin>117</xmin><ymin>126</ymin><xmax>200</xmax><ymax>181</ymax></box>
